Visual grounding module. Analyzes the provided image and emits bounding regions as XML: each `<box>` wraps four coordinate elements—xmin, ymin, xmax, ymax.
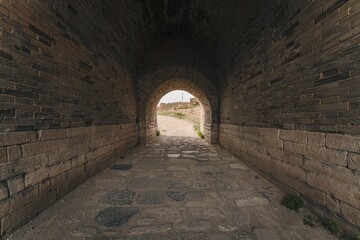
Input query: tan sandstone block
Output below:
<box><xmin>301</xmin><ymin>185</ymin><xmax>327</xmax><ymax>206</ymax></box>
<box><xmin>68</xmin><ymin>135</ymin><xmax>91</xmax><ymax>146</ymax></box>
<box><xmin>283</xmin><ymin>141</ymin><xmax>307</xmax><ymax>155</ymax></box>
<box><xmin>307</xmin><ymin>132</ymin><xmax>325</xmax><ymax>146</ymax></box>
<box><xmin>257</xmin><ymin>128</ymin><xmax>279</xmax><ymax>138</ymax></box>
<box><xmin>0</xmin><ymin>148</ymin><xmax>6</xmax><ymax>164</ymax></box>
<box><xmin>3</xmin><ymin>203</ymin><xmax>37</xmax><ymax>235</ymax></box>
<box><xmin>0</xmin><ymin>183</ymin><xmax>8</xmax><ymax>201</ymax></box>
<box><xmin>0</xmin><ymin>154</ymin><xmax>48</xmax><ymax>182</ymax></box>
<box><xmin>273</xmin><ymin>160</ymin><xmax>306</xmax><ymax>181</ymax></box>
<box><xmin>326</xmin><ymin>194</ymin><xmax>340</xmax><ymax>214</ymax></box>
<box><xmin>0</xmin><ymin>135</ymin><xmax>6</xmax><ymax>147</ymax></box>
<box><xmin>24</xmin><ymin>169</ymin><xmax>49</xmax><ymax>187</ymax></box>
<box><xmin>7</xmin><ymin>175</ymin><xmax>25</xmax><ymax>196</ymax></box>
<box><xmin>95</xmin><ymin>125</ymin><xmax>116</xmax><ymax>133</ymax></box>
<box><xmin>67</xmin><ymin>126</ymin><xmax>94</xmax><ymax>137</ymax></box>
<box><xmin>268</xmin><ymin>147</ymin><xmax>304</xmax><ymax>166</ymax></box>
<box><xmin>243</xmin><ymin>132</ymin><xmax>261</xmax><ymax>143</ymax></box>
<box><xmin>340</xmin><ymin>202</ymin><xmax>360</xmax><ymax>227</ymax></box>
<box><xmin>4</xmin><ymin>159</ymin><xmax>46</xmax><ymax>184</ymax></box>
<box><xmin>280</xmin><ymin>130</ymin><xmax>307</xmax><ymax>144</ymax></box>
<box><xmin>93</xmin><ymin>145</ymin><xmax>112</xmax><ymax>158</ymax></box>
<box><xmin>49</xmin><ymin>161</ymin><xmax>72</xmax><ymax>178</ymax></box>
<box><xmin>10</xmin><ymin>186</ymin><xmax>38</xmax><ymax>213</ymax></box>
<box><xmin>50</xmin><ymin>173</ymin><xmax>67</xmax><ymax>190</ymax></box>
<box><xmin>272</xmin><ymin>170</ymin><xmax>326</xmax><ymax>206</ymax></box>
<box><xmin>2</xmin><ymin>132</ymin><xmax>37</xmax><ymax>146</ymax></box>
<box><xmin>39</xmin><ymin>129</ymin><xmax>67</xmax><ymax>141</ymax></box>
<box><xmin>326</xmin><ymin>134</ymin><xmax>360</xmax><ymax>153</ymax></box>
<box><xmin>0</xmin><ymin>199</ymin><xmax>10</xmax><ymax>219</ymax></box>
<box><xmin>248</xmin><ymin>148</ymin><xmax>272</xmax><ymax>162</ymax></box>
<box><xmin>39</xmin><ymin>179</ymin><xmax>51</xmax><ymax>196</ymax></box>
<box><xmin>67</xmin><ymin>165</ymin><xmax>85</xmax><ymax>180</ymax></box>
<box><xmin>306</xmin><ymin>146</ymin><xmax>347</xmax><ymax>166</ymax></box>
<box><xmin>348</xmin><ymin>153</ymin><xmax>360</xmax><ymax>171</ymax></box>
<box><xmin>261</xmin><ymin>136</ymin><xmax>283</xmax><ymax>149</ymax></box>
<box><xmin>241</xmin><ymin>126</ymin><xmax>259</xmax><ymax>134</ymax></box>
<box><xmin>22</xmin><ymin>139</ymin><xmax>66</xmax><ymax>157</ymax></box>
<box><xmin>304</xmin><ymin>159</ymin><xmax>357</xmax><ymax>185</ymax></box>
<box><xmin>306</xmin><ymin>173</ymin><xmax>360</xmax><ymax>209</ymax></box>
<box><xmin>7</xmin><ymin>146</ymin><xmax>21</xmax><ymax>161</ymax></box>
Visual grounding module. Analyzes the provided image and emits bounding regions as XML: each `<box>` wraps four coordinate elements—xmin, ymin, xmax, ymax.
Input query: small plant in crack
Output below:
<box><xmin>197</xmin><ymin>130</ymin><xmax>204</xmax><ymax>139</ymax></box>
<box><xmin>281</xmin><ymin>195</ymin><xmax>304</xmax><ymax>211</ymax></box>
<box><xmin>340</xmin><ymin>234</ymin><xmax>360</xmax><ymax>240</ymax></box>
<box><xmin>303</xmin><ymin>216</ymin><xmax>315</xmax><ymax>228</ymax></box>
<box><xmin>322</xmin><ymin>218</ymin><xmax>340</xmax><ymax>235</ymax></box>
<box><xmin>156</xmin><ymin>130</ymin><xmax>160</xmax><ymax>136</ymax></box>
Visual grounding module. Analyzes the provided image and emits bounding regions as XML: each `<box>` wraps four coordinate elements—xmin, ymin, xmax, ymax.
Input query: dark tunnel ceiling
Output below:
<box><xmin>82</xmin><ymin>0</ymin><xmax>258</xmax><ymax>67</ymax></box>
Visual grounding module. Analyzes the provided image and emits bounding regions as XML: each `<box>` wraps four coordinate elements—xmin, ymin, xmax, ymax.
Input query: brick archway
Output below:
<box><xmin>138</xmin><ymin>66</ymin><xmax>218</xmax><ymax>144</ymax></box>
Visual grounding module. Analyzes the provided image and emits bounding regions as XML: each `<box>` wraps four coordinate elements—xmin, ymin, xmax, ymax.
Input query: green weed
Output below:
<box><xmin>322</xmin><ymin>218</ymin><xmax>340</xmax><ymax>235</ymax></box>
<box><xmin>303</xmin><ymin>217</ymin><xmax>315</xmax><ymax>228</ymax></box>
<box><xmin>281</xmin><ymin>195</ymin><xmax>304</xmax><ymax>212</ymax></box>
<box><xmin>197</xmin><ymin>130</ymin><xmax>204</xmax><ymax>139</ymax></box>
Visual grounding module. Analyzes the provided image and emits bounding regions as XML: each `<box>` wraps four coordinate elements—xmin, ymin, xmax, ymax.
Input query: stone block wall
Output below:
<box><xmin>220</xmin><ymin>0</ymin><xmax>360</xmax><ymax>135</ymax></box>
<box><xmin>219</xmin><ymin>125</ymin><xmax>360</xmax><ymax>231</ymax></box>
<box><xmin>0</xmin><ymin>1</ymin><xmax>139</xmax><ymax>235</ymax></box>
<box><xmin>0</xmin><ymin>1</ymin><xmax>137</xmax><ymax>132</ymax></box>
<box><xmin>0</xmin><ymin>124</ymin><xmax>137</xmax><ymax>236</ymax></box>
<box><xmin>219</xmin><ymin>0</ymin><xmax>360</xmax><ymax>232</ymax></box>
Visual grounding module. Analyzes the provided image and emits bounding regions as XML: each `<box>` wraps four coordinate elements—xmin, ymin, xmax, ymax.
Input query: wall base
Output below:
<box><xmin>0</xmin><ymin>124</ymin><xmax>138</xmax><ymax>236</ymax></box>
<box><xmin>219</xmin><ymin>124</ymin><xmax>360</xmax><ymax>234</ymax></box>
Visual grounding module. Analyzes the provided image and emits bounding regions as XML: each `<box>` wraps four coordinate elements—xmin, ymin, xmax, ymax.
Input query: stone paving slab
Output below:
<box><xmin>8</xmin><ymin>136</ymin><xmax>339</xmax><ymax>240</ymax></box>
<box><xmin>103</xmin><ymin>189</ymin><xmax>136</xmax><ymax>205</ymax></box>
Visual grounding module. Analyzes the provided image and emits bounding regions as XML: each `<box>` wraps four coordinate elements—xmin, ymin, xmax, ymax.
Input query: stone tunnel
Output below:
<box><xmin>0</xmin><ymin>0</ymin><xmax>360</xmax><ymax>239</ymax></box>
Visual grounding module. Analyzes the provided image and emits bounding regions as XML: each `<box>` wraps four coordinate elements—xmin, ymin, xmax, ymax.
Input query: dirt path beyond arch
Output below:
<box><xmin>157</xmin><ymin>115</ymin><xmax>197</xmax><ymax>138</ymax></box>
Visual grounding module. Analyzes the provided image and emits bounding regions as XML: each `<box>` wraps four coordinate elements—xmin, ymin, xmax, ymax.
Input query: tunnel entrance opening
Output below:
<box><xmin>139</xmin><ymin>77</ymin><xmax>218</xmax><ymax>144</ymax></box>
<box><xmin>156</xmin><ymin>90</ymin><xmax>204</xmax><ymax>138</ymax></box>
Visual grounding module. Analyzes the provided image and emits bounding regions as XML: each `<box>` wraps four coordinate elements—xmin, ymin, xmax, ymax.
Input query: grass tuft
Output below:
<box><xmin>281</xmin><ymin>195</ymin><xmax>304</xmax><ymax>212</ymax></box>
<box><xmin>322</xmin><ymin>218</ymin><xmax>340</xmax><ymax>235</ymax></box>
<box><xmin>193</xmin><ymin>122</ymin><xmax>200</xmax><ymax>132</ymax></box>
<box><xmin>303</xmin><ymin>217</ymin><xmax>315</xmax><ymax>228</ymax></box>
<box><xmin>197</xmin><ymin>130</ymin><xmax>204</xmax><ymax>139</ymax></box>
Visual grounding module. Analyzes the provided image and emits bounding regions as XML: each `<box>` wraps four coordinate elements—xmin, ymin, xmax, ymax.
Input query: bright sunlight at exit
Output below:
<box><xmin>156</xmin><ymin>90</ymin><xmax>204</xmax><ymax>138</ymax></box>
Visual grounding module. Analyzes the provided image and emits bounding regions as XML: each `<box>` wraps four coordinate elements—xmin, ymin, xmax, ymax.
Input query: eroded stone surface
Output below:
<box><xmin>111</xmin><ymin>164</ymin><xmax>133</xmax><ymax>170</ymax></box>
<box><xmin>219</xmin><ymin>224</ymin><xmax>237</xmax><ymax>232</ymax></box>
<box><xmin>103</xmin><ymin>189</ymin><xmax>136</xmax><ymax>205</ymax></box>
<box><xmin>166</xmin><ymin>192</ymin><xmax>186</xmax><ymax>202</ymax></box>
<box><xmin>235</xmin><ymin>196</ymin><xmax>269</xmax><ymax>207</ymax></box>
<box><xmin>128</xmin><ymin>224</ymin><xmax>172</xmax><ymax>235</ymax></box>
<box><xmin>136</xmin><ymin>192</ymin><xmax>164</xmax><ymax>204</ymax></box>
<box><xmin>94</xmin><ymin>207</ymin><xmax>139</xmax><ymax>227</ymax></box>
<box><xmin>10</xmin><ymin>136</ymin><xmax>339</xmax><ymax>240</ymax></box>
<box><xmin>167</xmin><ymin>180</ymin><xmax>187</xmax><ymax>189</ymax></box>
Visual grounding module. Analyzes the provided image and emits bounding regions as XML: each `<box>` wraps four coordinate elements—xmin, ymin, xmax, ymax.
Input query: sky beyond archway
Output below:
<box><xmin>158</xmin><ymin>90</ymin><xmax>194</xmax><ymax>105</ymax></box>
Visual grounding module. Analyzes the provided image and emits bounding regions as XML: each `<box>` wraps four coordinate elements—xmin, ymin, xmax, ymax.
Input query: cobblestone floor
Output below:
<box><xmin>9</xmin><ymin>136</ymin><xmax>338</xmax><ymax>240</ymax></box>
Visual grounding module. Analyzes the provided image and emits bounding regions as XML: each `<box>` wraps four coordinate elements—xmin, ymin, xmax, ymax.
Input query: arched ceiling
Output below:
<box><xmin>79</xmin><ymin>0</ymin><xmax>258</xmax><ymax>69</ymax></box>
